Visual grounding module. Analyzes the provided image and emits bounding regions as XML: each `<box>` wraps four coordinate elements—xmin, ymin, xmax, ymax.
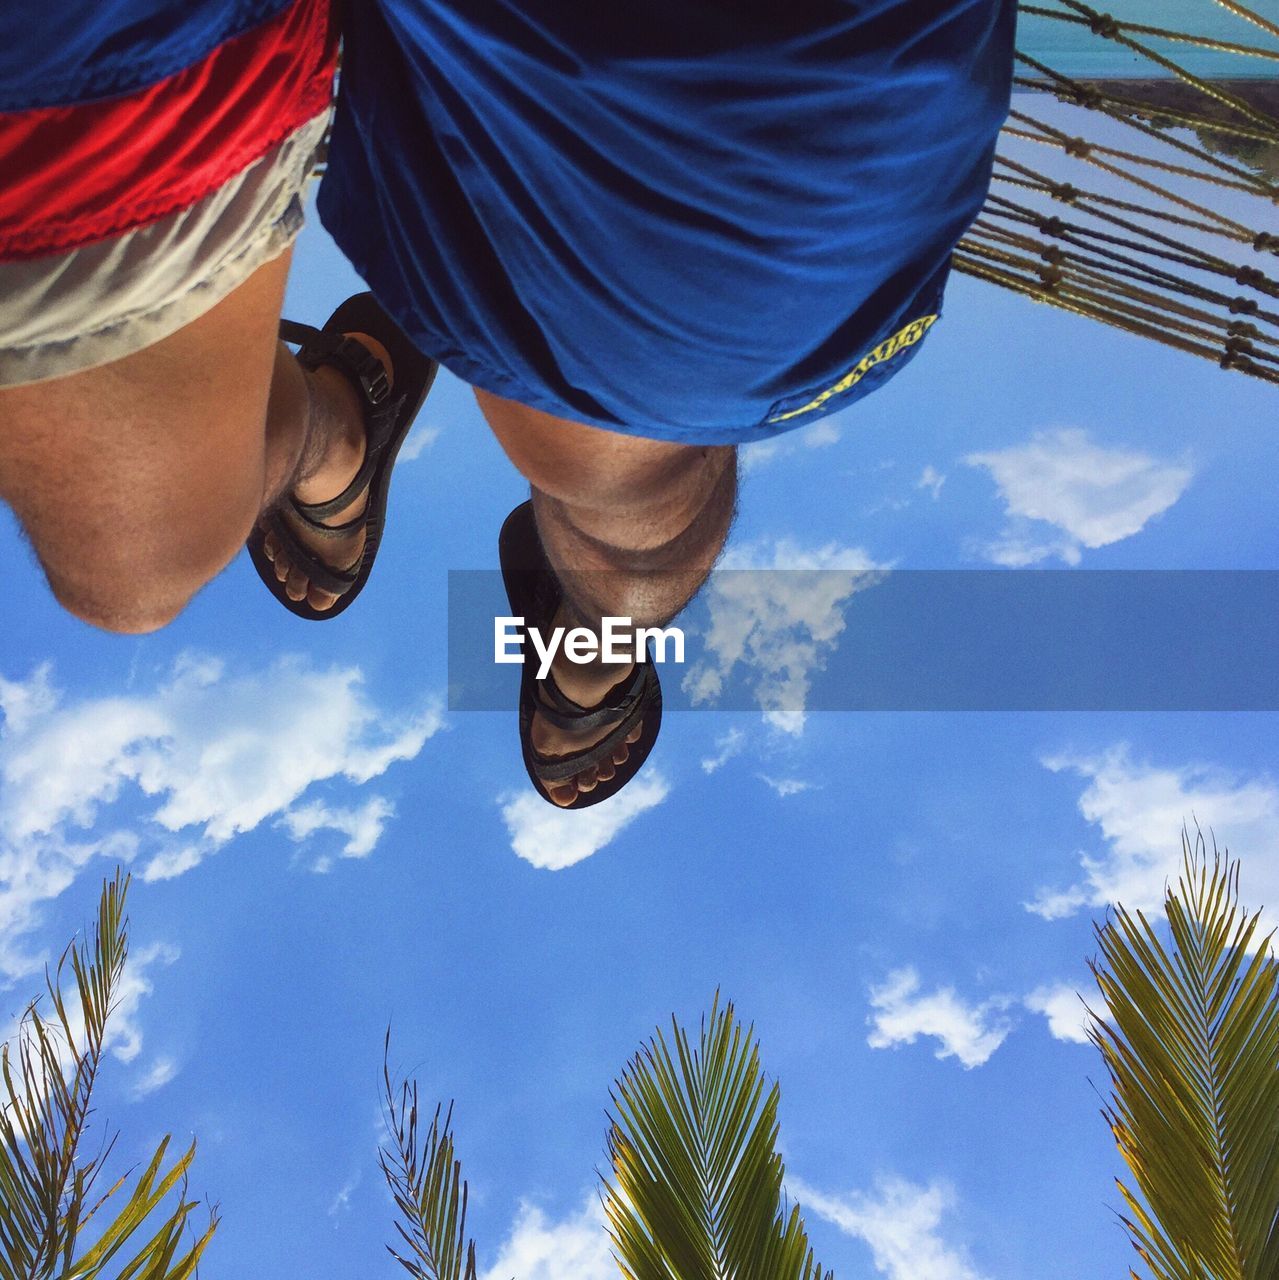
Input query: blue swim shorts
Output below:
<box><xmin>319</xmin><ymin>0</ymin><xmax>1016</xmax><ymax>444</ymax></box>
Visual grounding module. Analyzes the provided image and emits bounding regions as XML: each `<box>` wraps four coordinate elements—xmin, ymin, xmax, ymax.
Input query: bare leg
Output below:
<box><xmin>476</xmin><ymin>388</ymin><xmax>737</xmax><ymax>804</ymax></box>
<box><xmin>0</xmin><ymin>251</ymin><xmax>385</xmax><ymax>632</ymax></box>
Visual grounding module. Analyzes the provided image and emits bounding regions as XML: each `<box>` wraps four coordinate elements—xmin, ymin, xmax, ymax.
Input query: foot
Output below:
<box><xmin>260</xmin><ymin>332</ymin><xmax>392</xmax><ymax>612</ymax></box>
<box><xmin>529</xmin><ymin>604</ymin><xmax>644</xmax><ymax>807</ymax></box>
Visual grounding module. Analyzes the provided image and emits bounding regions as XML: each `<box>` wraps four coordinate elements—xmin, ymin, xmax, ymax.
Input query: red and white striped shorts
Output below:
<box><xmin>0</xmin><ymin>0</ymin><xmax>338</xmax><ymax>386</ymax></box>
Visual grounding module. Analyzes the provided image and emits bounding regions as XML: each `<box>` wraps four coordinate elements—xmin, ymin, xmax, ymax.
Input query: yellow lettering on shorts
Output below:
<box><xmin>766</xmin><ymin>314</ymin><xmax>939</xmax><ymax>424</ymax></box>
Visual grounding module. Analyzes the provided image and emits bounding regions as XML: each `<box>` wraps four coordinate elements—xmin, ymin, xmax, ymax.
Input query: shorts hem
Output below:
<box><xmin>376</xmin><ymin>324</ymin><xmax>897</xmax><ymax>447</ymax></box>
<box><xmin>407</xmin><ymin>331</ymin><xmax>785</xmax><ymax>446</ymax></box>
<box><xmin>328</xmin><ymin>238</ymin><xmax>783</xmax><ymax>447</ymax></box>
<box><xmin>0</xmin><ymin>111</ymin><xmax>327</xmax><ymax>388</ymax></box>
<box><xmin>0</xmin><ymin>79</ymin><xmax>333</xmax><ymax>262</ymax></box>
<box><xmin>0</xmin><ymin>209</ymin><xmax>301</xmax><ymax>387</ymax></box>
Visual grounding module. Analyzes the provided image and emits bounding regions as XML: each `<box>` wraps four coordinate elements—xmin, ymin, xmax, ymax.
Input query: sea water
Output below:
<box><xmin>1020</xmin><ymin>0</ymin><xmax>1279</xmax><ymax>78</ymax></box>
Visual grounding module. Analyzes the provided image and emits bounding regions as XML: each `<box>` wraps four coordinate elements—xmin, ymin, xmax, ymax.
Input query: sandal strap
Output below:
<box><xmin>279</xmin><ymin>318</ymin><xmax>324</xmax><ymax>347</ymax></box>
<box><xmin>278</xmin><ymin>315</ymin><xmax>405</xmax><ymax>521</ymax></box>
<box><xmin>282</xmin><ymin>324</ymin><xmax>392</xmax><ymax>408</ymax></box>
<box><xmin>529</xmin><ymin>666</ymin><xmax>654</xmax><ymax>784</ymax></box>
<box><xmin>533</xmin><ymin>662</ymin><xmax>648</xmax><ymax>733</ymax></box>
<box><xmin>264</xmin><ymin>509</ymin><xmax>362</xmax><ymax>597</ymax></box>
<box><xmin>292</xmin><ymin>393</ymin><xmax>407</xmax><ymax>522</ymax></box>
<box><xmin>285</xmin><ymin>504</ymin><xmax>366</xmax><ymax>539</ymax></box>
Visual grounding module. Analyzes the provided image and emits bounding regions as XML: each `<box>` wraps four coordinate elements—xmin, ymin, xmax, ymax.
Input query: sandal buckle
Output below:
<box><xmin>363</xmin><ymin>366</ymin><xmax>391</xmax><ymax>404</ymax></box>
<box><xmin>331</xmin><ymin>336</ymin><xmax>390</xmax><ymax>405</ymax></box>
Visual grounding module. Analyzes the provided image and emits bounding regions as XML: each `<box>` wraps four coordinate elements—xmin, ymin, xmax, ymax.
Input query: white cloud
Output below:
<box><xmin>805</xmin><ymin>420</ymin><xmax>842</xmax><ymax>449</ymax></box>
<box><xmin>0</xmin><ymin>666</ymin><xmax>59</xmax><ymax>737</ymax></box>
<box><xmin>867</xmin><ymin>968</ymin><xmax>1011</xmax><ymax>1069</ymax></box>
<box><xmin>976</xmin><ymin>533</ymin><xmax>1083</xmax><ymax>569</ymax></box>
<box><xmin>280</xmin><ymin>796</ymin><xmax>395</xmax><ymax>871</ymax></box>
<box><xmin>862</xmin><ymin>495</ymin><xmax>910</xmax><ymax>517</ymax></box>
<box><xmin>480</xmin><ymin>1196</ymin><xmax>615</xmax><ymax>1280</ymax></box>
<box><xmin>758</xmin><ymin>775</ymin><xmax>814</xmax><ymax>798</ymax></box>
<box><xmin>1028</xmin><ymin>746</ymin><xmax>1279</xmax><ymax>926</ymax></box>
<box><xmin>499</xmin><ymin>771</ymin><xmax>670</xmax><ymax>870</ymax></box>
<box><xmin>399</xmin><ymin>423</ymin><xmax>442</xmax><ymax>462</ymax></box>
<box><xmin>0</xmin><ymin>673</ymin><xmax>169</xmax><ymax>845</ymax></box>
<box><xmin>106</xmin><ymin>941</ymin><xmax>180</xmax><ymax>1063</ymax></box>
<box><xmin>132</xmin><ymin>1054</ymin><xmax>179</xmax><ymax>1099</ymax></box>
<box><xmin>141</xmin><ymin>845</ymin><xmax>206</xmax><ymax>883</ymax></box>
<box><xmin>5</xmin><ymin>940</ymin><xmax>178</xmax><ymax>1088</ymax></box>
<box><xmin>1025</xmin><ymin>983</ymin><xmax>1092</xmax><ymax>1045</ymax></box>
<box><xmin>793</xmin><ymin>1176</ymin><xmax>989</xmax><ymax>1280</ymax></box>
<box><xmin>701</xmin><ymin>727</ymin><xmax>745</xmax><ymax>774</ymax></box>
<box><xmin>966</xmin><ymin>428</ymin><xmax>1192</xmax><ymax>565</ymax></box>
<box><xmin>682</xmin><ymin>539</ymin><xmax>886</xmax><ymax>734</ymax></box>
<box><xmin>0</xmin><ymin>828</ymin><xmax>139</xmax><ymax>977</ymax></box>
<box><xmin>741</xmin><ymin>419</ymin><xmax>842</xmax><ymax>473</ymax></box>
<box><xmin>0</xmin><ymin>658</ymin><xmax>441</xmax><ymax>976</ymax></box>
<box><xmin>328</xmin><ymin>1172</ymin><xmax>362</xmax><ymax>1220</ymax></box>
<box><xmin>916</xmin><ymin>466</ymin><xmax>946</xmax><ymax>500</ymax></box>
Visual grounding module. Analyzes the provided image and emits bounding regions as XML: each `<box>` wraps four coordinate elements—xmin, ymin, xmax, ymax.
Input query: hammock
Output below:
<box><xmin>310</xmin><ymin>2</ymin><xmax>1277</xmax><ymax>385</ymax></box>
<box><xmin>956</xmin><ymin>0</ymin><xmax>1279</xmax><ymax>385</ymax></box>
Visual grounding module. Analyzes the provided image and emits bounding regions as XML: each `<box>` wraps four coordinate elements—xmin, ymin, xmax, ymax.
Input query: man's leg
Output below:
<box><xmin>476</xmin><ymin>388</ymin><xmax>736</xmax><ymax>805</ymax></box>
<box><xmin>0</xmin><ymin>252</ymin><xmax>383</xmax><ymax>633</ymax></box>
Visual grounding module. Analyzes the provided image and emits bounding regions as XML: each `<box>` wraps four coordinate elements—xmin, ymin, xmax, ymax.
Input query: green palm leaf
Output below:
<box><xmin>602</xmin><ymin>995</ymin><xmax>832</xmax><ymax>1280</ymax></box>
<box><xmin>1090</xmin><ymin>830</ymin><xmax>1279</xmax><ymax>1280</ymax></box>
<box><xmin>379</xmin><ymin>1035</ymin><xmax>478</xmax><ymax>1280</ymax></box>
<box><xmin>0</xmin><ymin>871</ymin><xmax>216</xmax><ymax>1280</ymax></box>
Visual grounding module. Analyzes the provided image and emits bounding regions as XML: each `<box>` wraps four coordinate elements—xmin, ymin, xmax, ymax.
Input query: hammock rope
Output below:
<box><xmin>968</xmin><ymin>216</ymin><xmax>1279</xmax><ymax>327</ymax></box>
<box><xmin>1002</xmin><ymin>111</ymin><xmax>1275</xmax><ymax>201</ymax></box>
<box><xmin>956</xmin><ymin>0</ymin><xmax>1279</xmax><ymax>385</ymax></box>
<box><xmin>991</xmin><ymin>154</ymin><xmax>1262</xmax><ymax>242</ymax></box>
<box><xmin>1017</xmin><ymin>6</ymin><xmax>1279</xmax><ymax>62</ymax></box>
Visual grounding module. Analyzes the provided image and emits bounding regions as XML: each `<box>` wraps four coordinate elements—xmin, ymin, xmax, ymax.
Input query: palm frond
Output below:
<box><xmin>0</xmin><ymin>871</ymin><xmax>217</xmax><ymax>1280</ymax></box>
<box><xmin>602</xmin><ymin>994</ymin><xmax>832</xmax><ymax>1280</ymax></box>
<box><xmin>380</xmin><ymin>1032</ymin><xmax>478</xmax><ymax>1280</ymax></box>
<box><xmin>1090</xmin><ymin>828</ymin><xmax>1279</xmax><ymax>1280</ymax></box>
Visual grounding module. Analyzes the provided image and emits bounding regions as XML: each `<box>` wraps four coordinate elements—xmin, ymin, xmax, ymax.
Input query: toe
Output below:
<box><xmin>307</xmin><ymin>581</ymin><xmax>343</xmax><ymax>614</ymax></box>
<box><xmin>307</xmin><ymin>583</ymin><xmax>341</xmax><ymax>612</ymax></box>
<box><xmin>576</xmin><ymin>767</ymin><xmax>600</xmax><ymax>794</ymax></box>
<box><xmin>548</xmin><ymin>781</ymin><xmax>579</xmax><ymax>807</ymax></box>
<box><xmin>285</xmin><ymin>563</ymin><xmax>310</xmax><ymax>602</ymax></box>
<box><xmin>626</xmin><ymin>722</ymin><xmax>644</xmax><ymax>744</ymax></box>
<box><xmin>595</xmin><ymin>757</ymin><xmax>616</xmax><ymax>783</ymax></box>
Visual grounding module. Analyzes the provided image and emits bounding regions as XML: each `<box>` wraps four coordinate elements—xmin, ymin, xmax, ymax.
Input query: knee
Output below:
<box><xmin>10</xmin><ymin>441</ymin><xmax>263</xmax><ymax>632</ymax></box>
<box><xmin>46</xmin><ymin>567</ymin><xmax>195</xmax><ymax>635</ymax></box>
<box><xmin>38</xmin><ymin>513</ymin><xmax>249</xmax><ymax>635</ymax></box>
<box><xmin>535</xmin><ymin>435</ymin><xmax>724</xmax><ymax>513</ymax></box>
<box><xmin>477</xmin><ymin>385</ymin><xmax>729</xmax><ymax>512</ymax></box>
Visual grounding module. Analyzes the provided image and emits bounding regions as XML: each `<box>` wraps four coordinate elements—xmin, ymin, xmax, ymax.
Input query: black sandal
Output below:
<box><xmin>499</xmin><ymin>500</ymin><xmax>664</xmax><ymax>809</ymax></box>
<box><xmin>247</xmin><ymin>292</ymin><xmax>438</xmax><ymax>621</ymax></box>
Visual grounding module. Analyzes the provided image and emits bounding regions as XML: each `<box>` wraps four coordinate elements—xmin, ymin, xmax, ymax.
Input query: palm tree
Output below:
<box><xmin>378</xmin><ymin>996</ymin><xmax>830</xmax><ymax>1280</ymax></box>
<box><xmin>0</xmin><ymin>872</ymin><xmax>216</xmax><ymax>1280</ymax></box>
<box><xmin>601</xmin><ymin>996</ymin><xmax>830</xmax><ymax>1280</ymax></box>
<box><xmin>380</xmin><ymin>834</ymin><xmax>1277</xmax><ymax>1280</ymax></box>
<box><xmin>379</xmin><ymin>1044</ymin><xmax>478</xmax><ymax>1280</ymax></box>
<box><xmin>1088</xmin><ymin>831</ymin><xmax>1278</xmax><ymax>1280</ymax></box>
<box><xmin>11</xmin><ymin>833</ymin><xmax>1275</xmax><ymax>1279</ymax></box>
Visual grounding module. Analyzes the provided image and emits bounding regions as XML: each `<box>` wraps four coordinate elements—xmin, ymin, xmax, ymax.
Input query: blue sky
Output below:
<box><xmin>3</xmin><ymin>36</ymin><xmax>1279</xmax><ymax>1280</ymax></box>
